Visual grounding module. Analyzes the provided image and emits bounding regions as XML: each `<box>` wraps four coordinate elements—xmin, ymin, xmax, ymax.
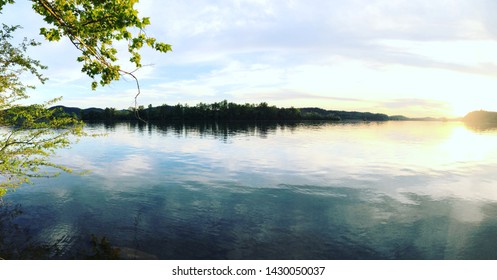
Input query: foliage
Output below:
<box><xmin>0</xmin><ymin>23</ymin><xmax>86</xmax><ymax>195</ymax></box>
<box><xmin>0</xmin><ymin>99</ymin><xmax>86</xmax><ymax>194</ymax></box>
<box><xmin>31</xmin><ymin>0</ymin><xmax>172</xmax><ymax>90</ymax></box>
<box><xmin>0</xmin><ymin>24</ymin><xmax>47</xmax><ymax>104</ymax></box>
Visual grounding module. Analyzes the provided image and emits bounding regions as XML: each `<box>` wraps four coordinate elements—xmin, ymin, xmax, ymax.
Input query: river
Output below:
<box><xmin>2</xmin><ymin>120</ymin><xmax>497</xmax><ymax>259</ymax></box>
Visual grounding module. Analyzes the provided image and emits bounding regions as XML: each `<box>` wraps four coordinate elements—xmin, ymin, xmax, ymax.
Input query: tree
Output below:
<box><xmin>0</xmin><ymin>24</ymin><xmax>85</xmax><ymax>196</ymax></box>
<box><xmin>0</xmin><ymin>1</ymin><xmax>171</xmax><ymax>196</ymax></box>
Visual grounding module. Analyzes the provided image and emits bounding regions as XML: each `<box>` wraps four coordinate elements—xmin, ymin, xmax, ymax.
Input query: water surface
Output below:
<box><xmin>3</xmin><ymin>121</ymin><xmax>497</xmax><ymax>259</ymax></box>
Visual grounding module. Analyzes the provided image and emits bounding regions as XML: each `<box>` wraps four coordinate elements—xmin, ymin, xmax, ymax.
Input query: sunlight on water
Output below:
<box><xmin>3</xmin><ymin>121</ymin><xmax>497</xmax><ymax>259</ymax></box>
<box><xmin>442</xmin><ymin>125</ymin><xmax>497</xmax><ymax>163</ymax></box>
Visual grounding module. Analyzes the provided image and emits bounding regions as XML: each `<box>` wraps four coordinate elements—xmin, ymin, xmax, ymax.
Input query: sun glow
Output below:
<box><xmin>441</xmin><ymin>125</ymin><xmax>497</xmax><ymax>163</ymax></box>
<box><xmin>447</xmin><ymin>95</ymin><xmax>497</xmax><ymax>118</ymax></box>
<box><xmin>450</xmin><ymin>100</ymin><xmax>477</xmax><ymax>118</ymax></box>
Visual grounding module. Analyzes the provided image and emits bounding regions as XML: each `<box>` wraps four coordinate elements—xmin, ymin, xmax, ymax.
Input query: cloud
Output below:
<box><xmin>113</xmin><ymin>154</ymin><xmax>154</xmax><ymax>176</ymax></box>
<box><xmin>136</xmin><ymin>0</ymin><xmax>497</xmax><ymax>99</ymax></box>
<box><xmin>243</xmin><ymin>90</ymin><xmax>363</xmax><ymax>103</ymax></box>
<box><xmin>5</xmin><ymin>0</ymin><xmax>497</xmax><ymax>116</ymax></box>
<box><xmin>374</xmin><ymin>39</ymin><xmax>497</xmax><ymax>75</ymax></box>
<box><xmin>139</xmin><ymin>0</ymin><xmax>491</xmax><ymax>61</ymax></box>
<box><xmin>379</xmin><ymin>98</ymin><xmax>449</xmax><ymax>110</ymax></box>
<box><xmin>373</xmin><ymin>98</ymin><xmax>460</xmax><ymax>118</ymax></box>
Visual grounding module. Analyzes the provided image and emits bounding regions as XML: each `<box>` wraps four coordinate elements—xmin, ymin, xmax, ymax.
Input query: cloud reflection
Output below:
<box><xmin>6</xmin><ymin>120</ymin><xmax>497</xmax><ymax>259</ymax></box>
<box><xmin>58</xmin><ymin>121</ymin><xmax>497</xmax><ymax>203</ymax></box>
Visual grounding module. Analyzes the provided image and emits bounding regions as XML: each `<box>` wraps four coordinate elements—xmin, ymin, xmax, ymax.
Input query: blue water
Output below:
<box><xmin>2</xmin><ymin>121</ymin><xmax>497</xmax><ymax>259</ymax></box>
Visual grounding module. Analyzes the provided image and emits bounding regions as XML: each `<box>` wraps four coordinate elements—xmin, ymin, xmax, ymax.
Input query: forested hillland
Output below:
<box><xmin>49</xmin><ymin>100</ymin><xmax>416</xmax><ymax>122</ymax></box>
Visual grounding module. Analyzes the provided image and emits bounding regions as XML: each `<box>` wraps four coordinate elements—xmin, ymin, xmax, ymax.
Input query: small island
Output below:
<box><xmin>463</xmin><ymin>110</ymin><xmax>497</xmax><ymax>131</ymax></box>
<box><xmin>463</xmin><ymin>110</ymin><xmax>497</xmax><ymax>124</ymax></box>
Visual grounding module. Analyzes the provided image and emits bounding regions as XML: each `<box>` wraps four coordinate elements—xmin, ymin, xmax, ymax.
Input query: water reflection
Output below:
<box><xmin>0</xmin><ymin>202</ymin><xmax>65</xmax><ymax>259</ymax></box>
<box><xmin>86</xmin><ymin>120</ymin><xmax>324</xmax><ymax>141</ymax></box>
<box><xmin>3</xmin><ymin>121</ymin><xmax>497</xmax><ymax>259</ymax></box>
<box><xmin>464</xmin><ymin>121</ymin><xmax>497</xmax><ymax>133</ymax></box>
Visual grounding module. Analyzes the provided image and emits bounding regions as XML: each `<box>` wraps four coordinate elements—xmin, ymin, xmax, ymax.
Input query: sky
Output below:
<box><xmin>3</xmin><ymin>0</ymin><xmax>497</xmax><ymax>117</ymax></box>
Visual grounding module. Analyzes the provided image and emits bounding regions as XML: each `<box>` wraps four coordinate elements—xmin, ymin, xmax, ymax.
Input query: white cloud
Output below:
<box><xmin>376</xmin><ymin>39</ymin><xmax>497</xmax><ymax>67</ymax></box>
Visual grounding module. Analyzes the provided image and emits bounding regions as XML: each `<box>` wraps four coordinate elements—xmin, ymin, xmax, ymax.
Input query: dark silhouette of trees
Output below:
<box><xmin>68</xmin><ymin>100</ymin><xmax>343</xmax><ymax>122</ymax></box>
<box><xmin>300</xmin><ymin>108</ymin><xmax>389</xmax><ymax>121</ymax></box>
<box><xmin>54</xmin><ymin>100</ymin><xmax>399</xmax><ymax>122</ymax></box>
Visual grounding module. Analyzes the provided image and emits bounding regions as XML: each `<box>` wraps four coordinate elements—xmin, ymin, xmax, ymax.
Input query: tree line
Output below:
<box><xmin>73</xmin><ymin>100</ymin><xmax>343</xmax><ymax>121</ymax></box>
<box><xmin>54</xmin><ymin>100</ymin><xmax>394</xmax><ymax>122</ymax></box>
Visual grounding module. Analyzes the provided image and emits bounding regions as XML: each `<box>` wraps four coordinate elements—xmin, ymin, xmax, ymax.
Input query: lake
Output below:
<box><xmin>2</xmin><ymin>120</ymin><xmax>497</xmax><ymax>259</ymax></box>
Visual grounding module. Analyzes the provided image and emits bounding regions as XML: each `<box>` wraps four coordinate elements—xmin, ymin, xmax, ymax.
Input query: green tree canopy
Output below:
<box><xmin>0</xmin><ymin>0</ymin><xmax>171</xmax><ymax>196</ymax></box>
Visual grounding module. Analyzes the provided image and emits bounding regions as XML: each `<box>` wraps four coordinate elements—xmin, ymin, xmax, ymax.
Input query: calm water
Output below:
<box><xmin>2</xmin><ymin>120</ymin><xmax>497</xmax><ymax>259</ymax></box>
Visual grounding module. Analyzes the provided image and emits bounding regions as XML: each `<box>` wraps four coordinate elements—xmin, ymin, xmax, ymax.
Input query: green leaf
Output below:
<box><xmin>142</xmin><ymin>17</ymin><xmax>151</xmax><ymax>26</ymax></box>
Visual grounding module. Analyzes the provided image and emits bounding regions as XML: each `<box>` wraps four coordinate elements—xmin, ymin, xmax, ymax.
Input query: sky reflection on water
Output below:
<box><xmin>3</xmin><ymin>121</ymin><xmax>497</xmax><ymax>259</ymax></box>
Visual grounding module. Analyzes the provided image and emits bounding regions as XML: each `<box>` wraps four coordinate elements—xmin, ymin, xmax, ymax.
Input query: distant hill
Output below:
<box><xmin>50</xmin><ymin>106</ymin><xmax>104</xmax><ymax>118</ymax></box>
<box><xmin>389</xmin><ymin>115</ymin><xmax>411</xmax><ymax>121</ymax></box>
<box><xmin>50</xmin><ymin>105</ymin><xmax>82</xmax><ymax>116</ymax></box>
<box><xmin>300</xmin><ymin>108</ymin><xmax>390</xmax><ymax>121</ymax></box>
<box><xmin>463</xmin><ymin>110</ymin><xmax>497</xmax><ymax>123</ymax></box>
